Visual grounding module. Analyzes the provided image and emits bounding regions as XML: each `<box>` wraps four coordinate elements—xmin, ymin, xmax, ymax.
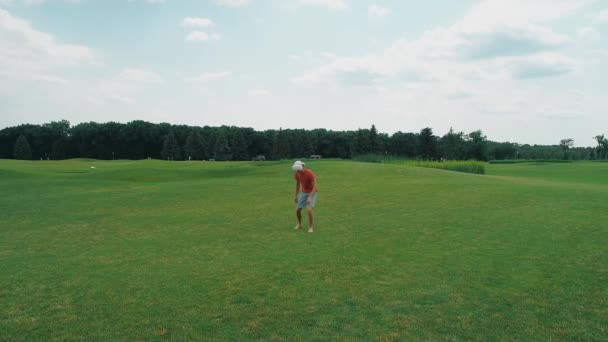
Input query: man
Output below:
<box><xmin>292</xmin><ymin>161</ymin><xmax>318</xmax><ymax>233</ymax></box>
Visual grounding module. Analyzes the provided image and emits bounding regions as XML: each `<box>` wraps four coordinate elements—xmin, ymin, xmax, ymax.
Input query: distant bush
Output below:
<box><xmin>489</xmin><ymin>159</ymin><xmax>574</xmax><ymax>164</ymax></box>
<box><xmin>353</xmin><ymin>154</ymin><xmax>402</xmax><ymax>163</ymax></box>
<box><xmin>353</xmin><ymin>154</ymin><xmax>485</xmax><ymax>174</ymax></box>
<box><xmin>406</xmin><ymin>160</ymin><xmax>485</xmax><ymax>174</ymax></box>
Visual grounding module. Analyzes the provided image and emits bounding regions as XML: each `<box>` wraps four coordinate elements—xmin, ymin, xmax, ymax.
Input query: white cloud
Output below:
<box><xmin>320</xmin><ymin>51</ymin><xmax>337</xmax><ymax>59</ymax></box>
<box><xmin>505</xmin><ymin>53</ymin><xmax>576</xmax><ymax>79</ymax></box>
<box><xmin>187</xmin><ymin>71</ymin><xmax>231</xmax><ymax>82</ymax></box>
<box><xmin>299</xmin><ymin>0</ymin><xmax>347</xmax><ymax>11</ymax></box>
<box><xmin>578</xmin><ymin>26</ymin><xmax>600</xmax><ymax>40</ymax></box>
<box><xmin>249</xmin><ymin>88</ymin><xmax>270</xmax><ymax>97</ymax></box>
<box><xmin>294</xmin><ymin>0</ymin><xmax>583</xmax><ymax>87</ymax></box>
<box><xmin>0</xmin><ymin>0</ymin><xmax>47</xmax><ymax>5</ymax></box>
<box><xmin>185</xmin><ymin>31</ymin><xmax>221</xmax><ymax>42</ymax></box>
<box><xmin>462</xmin><ymin>25</ymin><xmax>570</xmax><ymax>59</ymax></box>
<box><xmin>458</xmin><ymin>0</ymin><xmax>586</xmax><ymax>31</ymax></box>
<box><xmin>185</xmin><ymin>31</ymin><xmax>208</xmax><ymax>41</ymax></box>
<box><xmin>216</xmin><ymin>0</ymin><xmax>250</xmax><ymax>7</ymax></box>
<box><xmin>595</xmin><ymin>9</ymin><xmax>608</xmax><ymax>22</ymax></box>
<box><xmin>107</xmin><ymin>94</ymin><xmax>135</xmax><ymax>104</ymax></box>
<box><xmin>125</xmin><ymin>0</ymin><xmax>164</xmax><ymax>4</ymax></box>
<box><xmin>181</xmin><ymin>18</ymin><xmax>220</xmax><ymax>42</ymax></box>
<box><xmin>0</xmin><ymin>7</ymin><xmax>95</xmax><ymax>83</ymax></box>
<box><xmin>289</xmin><ymin>0</ymin><xmax>605</xmax><ymax>145</ymax></box>
<box><xmin>368</xmin><ymin>4</ymin><xmax>390</xmax><ymax>17</ymax></box>
<box><xmin>93</xmin><ymin>68</ymin><xmax>163</xmax><ymax>105</ymax></box>
<box><xmin>113</xmin><ymin>68</ymin><xmax>163</xmax><ymax>84</ymax></box>
<box><xmin>181</xmin><ymin>17</ymin><xmax>213</xmax><ymax>28</ymax></box>
<box><xmin>33</xmin><ymin>74</ymin><xmax>69</xmax><ymax>84</ymax></box>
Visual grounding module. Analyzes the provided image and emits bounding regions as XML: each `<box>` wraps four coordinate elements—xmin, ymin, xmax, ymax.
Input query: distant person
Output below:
<box><xmin>292</xmin><ymin>161</ymin><xmax>318</xmax><ymax>233</ymax></box>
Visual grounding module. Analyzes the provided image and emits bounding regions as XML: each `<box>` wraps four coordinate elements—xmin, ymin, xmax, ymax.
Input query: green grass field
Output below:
<box><xmin>1</xmin><ymin>159</ymin><xmax>607</xmax><ymax>340</ymax></box>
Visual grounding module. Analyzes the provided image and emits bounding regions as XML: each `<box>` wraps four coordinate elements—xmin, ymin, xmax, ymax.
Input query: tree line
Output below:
<box><xmin>1</xmin><ymin>120</ymin><xmax>607</xmax><ymax>161</ymax></box>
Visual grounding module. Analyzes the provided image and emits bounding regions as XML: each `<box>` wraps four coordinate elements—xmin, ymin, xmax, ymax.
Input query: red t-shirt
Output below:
<box><xmin>295</xmin><ymin>169</ymin><xmax>316</xmax><ymax>193</ymax></box>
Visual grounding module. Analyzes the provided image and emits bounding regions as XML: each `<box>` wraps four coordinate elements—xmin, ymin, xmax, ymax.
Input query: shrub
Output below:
<box><xmin>489</xmin><ymin>159</ymin><xmax>573</xmax><ymax>164</ymax></box>
<box><xmin>353</xmin><ymin>154</ymin><xmax>485</xmax><ymax>174</ymax></box>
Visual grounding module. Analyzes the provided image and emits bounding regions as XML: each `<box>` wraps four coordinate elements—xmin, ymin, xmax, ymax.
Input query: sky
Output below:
<box><xmin>0</xmin><ymin>0</ymin><xmax>607</xmax><ymax>146</ymax></box>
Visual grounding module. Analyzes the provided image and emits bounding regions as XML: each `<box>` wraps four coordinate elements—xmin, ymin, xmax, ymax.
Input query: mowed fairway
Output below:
<box><xmin>1</xmin><ymin>160</ymin><xmax>607</xmax><ymax>340</ymax></box>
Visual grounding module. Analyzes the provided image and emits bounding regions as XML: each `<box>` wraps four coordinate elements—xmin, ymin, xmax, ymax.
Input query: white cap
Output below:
<box><xmin>294</xmin><ymin>160</ymin><xmax>305</xmax><ymax>166</ymax></box>
<box><xmin>292</xmin><ymin>164</ymin><xmax>303</xmax><ymax>171</ymax></box>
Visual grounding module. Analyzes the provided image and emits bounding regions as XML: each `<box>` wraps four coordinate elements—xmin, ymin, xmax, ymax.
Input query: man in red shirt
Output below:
<box><xmin>292</xmin><ymin>161</ymin><xmax>318</xmax><ymax>233</ymax></box>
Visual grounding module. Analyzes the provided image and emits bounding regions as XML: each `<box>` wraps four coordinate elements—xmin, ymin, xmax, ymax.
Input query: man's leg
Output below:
<box><xmin>307</xmin><ymin>193</ymin><xmax>317</xmax><ymax>232</ymax></box>
<box><xmin>307</xmin><ymin>207</ymin><xmax>314</xmax><ymax>232</ymax></box>
<box><xmin>295</xmin><ymin>208</ymin><xmax>303</xmax><ymax>229</ymax></box>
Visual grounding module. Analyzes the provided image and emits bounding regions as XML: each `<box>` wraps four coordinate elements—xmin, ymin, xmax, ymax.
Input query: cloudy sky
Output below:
<box><xmin>1</xmin><ymin>0</ymin><xmax>607</xmax><ymax>146</ymax></box>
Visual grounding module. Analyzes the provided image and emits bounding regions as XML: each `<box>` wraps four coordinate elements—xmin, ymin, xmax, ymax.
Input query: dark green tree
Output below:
<box><xmin>353</xmin><ymin>129</ymin><xmax>371</xmax><ymax>155</ymax></box>
<box><xmin>418</xmin><ymin>127</ymin><xmax>437</xmax><ymax>160</ymax></box>
<box><xmin>231</xmin><ymin>129</ymin><xmax>250</xmax><ymax>161</ymax></box>
<box><xmin>313</xmin><ymin>129</ymin><xmax>333</xmax><ymax>157</ymax></box>
<box><xmin>490</xmin><ymin>141</ymin><xmax>517</xmax><ymax>160</ymax></box>
<box><xmin>594</xmin><ymin>135</ymin><xmax>607</xmax><ymax>159</ymax></box>
<box><xmin>300</xmin><ymin>130</ymin><xmax>314</xmax><ymax>158</ymax></box>
<box><xmin>202</xmin><ymin>128</ymin><xmax>217</xmax><ymax>160</ymax></box>
<box><xmin>184</xmin><ymin>129</ymin><xmax>205</xmax><ymax>160</ymax></box>
<box><xmin>213</xmin><ymin>129</ymin><xmax>232</xmax><ymax>161</ymax></box>
<box><xmin>439</xmin><ymin>127</ymin><xmax>465</xmax><ymax>160</ymax></box>
<box><xmin>466</xmin><ymin>130</ymin><xmax>489</xmax><ymax>161</ymax></box>
<box><xmin>51</xmin><ymin>137</ymin><xmax>69</xmax><ymax>160</ymax></box>
<box><xmin>559</xmin><ymin>138</ymin><xmax>574</xmax><ymax>160</ymax></box>
<box><xmin>370</xmin><ymin>124</ymin><xmax>380</xmax><ymax>153</ymax></box>
<box><xmin>0</xmin><ymin>119</ymin><xmax>601</xmax><ymax>162</ymax></box>
<box><xmin>389</xmin><ymin>131</ymin><xmax>418</xmax><ymax>157</ymax></box>
<box><xmin>272</xmin><ymin>128</ymin><xmax>290</xmax><ymax>159</ymax></box>
<box><xmin>13</xmin><ymin>134</ymin><xmax>32</xmax><ymax>160</ymax></box>
<box><xmin>161</xmin><ymin>130</ymin><xmax>182</xmax><ymax>160</ymax></box>
<box><xmin>249</xmin><ymin>131</ymin><xmax>271</xmax><ymax>158</ymax></box>
<box><xmin>332</xmin><ymin>132</ymin><xmax>351</xmax><ymax>159</ymax></box>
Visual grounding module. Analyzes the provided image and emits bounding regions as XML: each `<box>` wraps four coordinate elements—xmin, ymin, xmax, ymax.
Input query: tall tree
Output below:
<box><xmin>51</xmin><ymin>137</ymin><xmax>69</xmax><ymax>160</ymax></box>
<box><xmin>231</xmin><ymin>129</ymin><xmax>249</xmax><ymax>161</ymax></box>
<box><xmin>213</xmin><ymin>129</ymin><xmax>232</xmax><ymax>161</ymax></box>
<box><xmin>559</xmin><ymin>138</ymin><xmax>574</xmax><ymax>160</ymax></box>
<box><xmin>332</xmin><ymin>132</ymin><xmax>352</xmax><ymax>159</ymax></box>
<box><xmin>389</xmin><ymin>132</ymin><xmax>418</xmax><ymax>157</ymax></box>
<box><xmin>202</xmin><ymin>128</ymin><xmax>217</xmax><ymax>160</ymax></box>
<box><xmin>249</xmin><ymin>131</ymin><xmax>271</xmax><ymax>159</ymax></box>
<box><xmin>490</xmin><ymin>142</ymin><xmax>517</xmax><ymax>160</ymax></box>
<box><xmin>13</xmin><ymin>134</ymin><xmax>32</xmax><ymax>160</ymax></box>
<box><xmin>313</xmin><ymin>129</ymin><xmax>333</xmax><ymax>157</ymax></box>
<box><xmin>418</xmin><ymin>127</ymin><xmax>437</xmax><ymax>160</ymax></box>
<box><xmin>466</xmin><ymin>130</ymin><xmax>489</xmax><ymax>161</ymax></box>
<box><xmin>184</xmin><ymin>129</ymin><xmax>205</xmax><ymax>160</ymax></box>
<box><xmin>0</xmin><ymin>119</ymin><xmax>602</xmax><ymax>162</ymax></box>
<box><xmin>353</xmin><ymin>129</ymin><xmax>371</xmax><ymax>155</ymax></box>
<box><xmin>594</xmin><ymin>135</ymin><xmax>607</xmax><ymax>159</ymax></box>
<box><xmin>44</xmin><ymin>120</ymin><xmax>70</xmax><ymax>140</ymax></box>
<box><xmin>369</xmin><ymin>124</ymin><xmax>380</xmax><ymax>153</ymax></box>
<box><xmin>299</xmin><ymin>130</ymin><xmax>314</xmax><ymax>158</ymax></box>
<box><xmin>161</xmin><ymin>131</ymin><xmax>181</xmax><ymax>160</ymax></box>
<box><xmin>440</xmin><ymin>127</ymin><xmax>465</xmax><ymax>160</ymax></box>
<box><xmin>272</xmin><ymin>128</ymin><xmax>290</xmax><ymax>159</ymax></box>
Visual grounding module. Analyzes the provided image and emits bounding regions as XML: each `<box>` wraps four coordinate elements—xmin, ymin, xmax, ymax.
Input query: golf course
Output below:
<box><xmin>1</xmin><ymin>159</ymin><xmax>606</xmax><ymax>340</ymax></box>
